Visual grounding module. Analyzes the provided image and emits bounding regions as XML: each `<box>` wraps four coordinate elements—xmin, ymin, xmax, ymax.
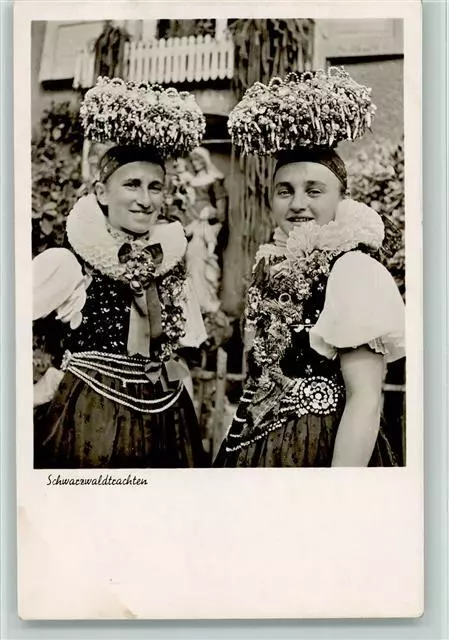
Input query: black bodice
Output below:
<box><xmin>62</xmin><ymin>267</ymin><xmax>179</xmax><ymax>360</ymax></box>
<box><xmin>63</xmin><ymin>271</ymin><xmax>132</xmax><ymax>355</ymax></box>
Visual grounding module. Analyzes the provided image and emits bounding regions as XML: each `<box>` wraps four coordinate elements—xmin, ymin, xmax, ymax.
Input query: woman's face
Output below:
<box><xmin>95</xmin><ymin>161</ymin><xmax>165</xmax><ymax>236</ymax></box>
<box><xmin>272</xmin><ymin>162</ymin><xmax>343</xmax><ymax>235</ymax></box>
<box><xmin>191</xmin><ymin>154</ymin><xmax>206</xmax><ymax>174</ymax></box>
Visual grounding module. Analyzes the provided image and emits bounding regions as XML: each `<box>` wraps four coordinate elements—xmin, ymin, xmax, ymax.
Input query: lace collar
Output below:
<box><xmin>254</xmin><ymin>199</ymin><xmax>384</xmax><ymax>266</ymax></box>
<box><xmin>66</xmin><ymin>194</ymin><xmax>187</xmax><ymax>280</ymax></box>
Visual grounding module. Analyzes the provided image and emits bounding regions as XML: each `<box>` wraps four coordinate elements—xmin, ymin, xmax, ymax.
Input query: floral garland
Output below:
<box><xmin>80</xmin><ymin>77</ymin><xmax>206</xmax><ymax>159</ymax></box>
<box><xmin>228</xmin><ymin>67</ymin><xmax>376</xmax><ymax>155</ymax></box>
<box><xmin>156</xmin><ymin>261</ymin><xmax>188</xmax><ymax>361</ymax></box>
<box><xmin>247</xmin><ymin>200</ymin><xmax>384</xmax><ymax>385</ymax></box>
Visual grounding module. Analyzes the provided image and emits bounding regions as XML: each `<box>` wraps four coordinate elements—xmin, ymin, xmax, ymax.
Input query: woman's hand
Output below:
<box><xmin>331</xmin><ymin>346</ymin><xmax>385</xmax><ymax>467</ymax></box>
<box><xmin>33</xmin><ymin>367</ymin><xmax>64</xmax><ymax>407</ymax></box>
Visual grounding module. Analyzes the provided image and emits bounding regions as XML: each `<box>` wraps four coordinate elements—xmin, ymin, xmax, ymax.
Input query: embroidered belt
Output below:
<box><xmin>225</xmin><ymin>375</ymin><xmax>344</xmax><ymax>453</ymax></box>
<box><xmin>61</xmin><ymin>350</ymin><xmax>187</xmax><ymax>413</ymax></box>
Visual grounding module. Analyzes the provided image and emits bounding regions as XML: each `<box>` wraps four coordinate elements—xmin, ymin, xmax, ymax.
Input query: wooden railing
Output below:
<box><xmin>73</xmin><ymin>46</ymin><xmax>96</xmax><ymax>90</ymax></box>
<box><xmin>73</xmin><ymin>34</ymin><xmax>234</xmax><ymax>89</ymax></box>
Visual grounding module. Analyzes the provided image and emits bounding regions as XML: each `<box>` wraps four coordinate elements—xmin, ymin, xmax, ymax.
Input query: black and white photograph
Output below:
<box><xmin>31</xmin><ymin>16</ymin><xmax>406</xmax><ymax>469</ymax></box>
<box><xmin>14</xmin><ymin>0</ymin><xmax>423</xmax><ymax>621</ymax></box>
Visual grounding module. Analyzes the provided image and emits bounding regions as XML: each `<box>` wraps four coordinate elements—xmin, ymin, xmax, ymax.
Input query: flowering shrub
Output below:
<box><xmin>348</xmin><ymin>138</ymin><xmax>405</xmax><ymax>295</ymax></box>
<box><xmin>228</xmin><ymin>68</ymin><xmax>376</xmax><ymax>155</ymax></box>
<box><xmin>32</xmin><ymin>102</ymin><xmax>83</xmax><ymax>256</ymax></box>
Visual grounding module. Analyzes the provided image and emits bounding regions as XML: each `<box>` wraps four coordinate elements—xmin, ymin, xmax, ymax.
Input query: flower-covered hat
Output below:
<box><xmin>227</xmin><ymin>67</ymin><xmax>376</xmax><ymax>156</ymax></box>
<box><xmin>80</xmin><ymin>76</ymin><xmax>206</xmax><ymax>161</ymax></box>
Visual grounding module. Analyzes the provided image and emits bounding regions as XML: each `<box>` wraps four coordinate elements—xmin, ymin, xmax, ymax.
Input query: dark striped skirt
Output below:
<box><xmin>34</xmin><ymin>356</ymin><xmax>206</xmax><ymax>469</ymax></box>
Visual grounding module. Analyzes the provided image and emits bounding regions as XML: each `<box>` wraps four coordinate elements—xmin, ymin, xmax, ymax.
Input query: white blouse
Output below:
<box><xmin>33</xmin><ymin>248</ymin><xmax>86</xmax><ymax>329</ymax></box>
<box><xmin>309</xmin><ymin>250</ymin><xmax>405</xmax><ymax>363</ymax></box>
<box><xmin>33</xmin><ymin>244</ymin><xmax>207</xmax><ymax>349</ymax></box>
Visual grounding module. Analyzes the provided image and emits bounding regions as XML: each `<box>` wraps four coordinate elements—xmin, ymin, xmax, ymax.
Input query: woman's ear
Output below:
<box><xmin>94</xmin><ymin>181</ymin><xmax>108</xmax><ymax>206</ymax></box>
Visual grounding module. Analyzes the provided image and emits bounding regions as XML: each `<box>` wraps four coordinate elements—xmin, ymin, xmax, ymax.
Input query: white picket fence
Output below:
<box><xmin>73</xmin><ymin>34</ymin><xmax>234</xmax><ymax>89</ymax></box>
<box><xmin>73</xmin><ymin>46</ymin><xmax>96</xmax><ymax>90</ymax></box>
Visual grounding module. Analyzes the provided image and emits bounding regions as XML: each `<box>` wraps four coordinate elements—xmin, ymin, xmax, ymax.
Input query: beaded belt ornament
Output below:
<box><xmin>225</xmin><ymin>375</ymin><xmax>343</xmax><ymax>453</ymax></box>
<box><xmin>61</xmin><ymin>350</ymin><xmax>183</xmax><ymax>413</ymax></box>
<box><xmin>279</xmin><ymin>376</ymin><xmax>342</xmax><ymax>416</ymax></box>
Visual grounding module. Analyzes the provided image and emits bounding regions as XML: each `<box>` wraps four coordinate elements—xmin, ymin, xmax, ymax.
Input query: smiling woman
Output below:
<box><xmin>95</xmin><ymin>160</ymin><xmax>165</xmax><ymax>236</ymax></box>
<box><xmin>214</xmin><ymin>68</ymin><xmax>405</xmax><ymax>468</ymax></box>
<box><xmin>215</xmin><ymin>162</ymin><xmax>405</xmax><ymax>467</ymax></box>
<box><xmin>32</xmin><ymin>78</ymin><xmax>209</xmax><ymax>469</ymax></box>
<box><xmin>272</xmin><ymin>161</ymin><xmax>345</xmax><ymax>231</ymax></box>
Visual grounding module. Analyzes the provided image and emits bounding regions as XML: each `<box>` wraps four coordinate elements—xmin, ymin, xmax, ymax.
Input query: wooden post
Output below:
<box><xmin>141</xmin><ymin>19</ymin><xmax>158</xmax><ymax>41</ymax></box>
<box><xmin>127</xmin><ymin>41</ymin><xmax>136</xmax><ymax>82</ymax></box>
<box><xmin>312</xmin><ymin>20</ymin><xmax>328</xmax><ymax>70</ymax></box>
<box><xmin>148</xmin><ymin>41</ymin><xmax>156</xmax><ymax>83</ymax></box>
<box><xmin>209</xmin><ymin>36</ymin><xmax>219</xmax><ymax>80</ymax></box>
<box><xmin>195</xmin><ymin>35</ymin><xmax>205</xmax><ymax>82</ymax></box>
<box><xmin>195</xmin><ymin>350</ymin><xmax>208</xmax><ymax>421</ymax></box>
<box><xmin>212</xmin><ymin>347</ymin><xmax>228</xmax><ymax>457</ymax></box>
<box><xmin>136</xmin><ymin>40</ymin><xmax>145</xmax><ymax>83</ymax></box>
<box><xmin>215</xmin><ymin>19</ymin><xmax>228</xmax><ymax>41</ymax></box>
<box><xmin>186</xmin><ymin>35</ymin><xmax>196</xmax><ymax>83</ymax></box>
<box><xmin>81</xmin><ymin>139</ymin><xmax>91</xmax><ymax>185</ymax></box>
<box><xmin>156</xmin><ymin>39</ymin><xmax>166</xmax><ymax>84</ymax></box>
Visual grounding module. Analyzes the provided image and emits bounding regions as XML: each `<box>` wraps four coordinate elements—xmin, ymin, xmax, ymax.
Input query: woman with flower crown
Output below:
<box><xmin>214</xmin><ymin>68</ymin><xmax>405</xmax><ymax>467</ymax></box>
<box><xmin>32</xmin><ymin>77</ymin><xmax>208</xmax><ymax>469</ymax></box>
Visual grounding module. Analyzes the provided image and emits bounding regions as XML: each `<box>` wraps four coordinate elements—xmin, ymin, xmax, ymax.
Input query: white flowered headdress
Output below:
<box><xmin>228</xmin><ymin>67</ymin><xmax>376</xmax><ymax>156</ymax></box>
<box><xmin>80</xmin><ymin>76</ymin><xmax>206</xmax><ymax>163</ymax></box>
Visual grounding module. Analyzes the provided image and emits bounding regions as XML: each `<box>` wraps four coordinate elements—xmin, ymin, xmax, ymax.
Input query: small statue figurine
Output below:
<box><xmin>184</xmin><ymin>147</ymin><xmax>227</xmax><ymax>315</ymax></box>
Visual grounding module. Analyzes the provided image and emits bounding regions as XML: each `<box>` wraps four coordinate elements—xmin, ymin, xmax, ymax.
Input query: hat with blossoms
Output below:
<box><xmin>227</xmin><ymin>66</ymin><xmax>376</xmax><ymax>186</ymax></box>
<box><xmin>79</xmin><ymin>76</ymin><xmax>206</xmax><ymax>178</ymax></box>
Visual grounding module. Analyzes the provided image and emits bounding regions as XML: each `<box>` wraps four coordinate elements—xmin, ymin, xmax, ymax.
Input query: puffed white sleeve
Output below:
<box><xmin>309</xmin><ymin>251</ymin><xmax>405</xmax><ymax>363</ymax></box>
<box><xmin>33</xmin><ymin>248</ymin><xmax>87</xmax><ymax>329</ymax></box>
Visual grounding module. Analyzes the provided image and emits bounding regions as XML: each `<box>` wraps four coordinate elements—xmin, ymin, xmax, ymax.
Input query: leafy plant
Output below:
<box><xmin>229</xmin><ymin>19</ymin><xmax>314</xmax><ymax>101</ymax></box>
<box><xmin>158</xmin><ymin>19</ymin><xmax>216</xmax><ymax>40</ymax></box>
<box><xmin>32</xmin><ymin>102</ymin><xmax>84</xmax><ymax>256</ymax></box>
<box><xmin>32</xmin><ymin>102</ymin><xmax>84</xmax><ymax>379</ymax></box>
<box><xmin>348</xmin><ymin>138</ymin><xmax>405</xmax><ymax>296</ymax></box>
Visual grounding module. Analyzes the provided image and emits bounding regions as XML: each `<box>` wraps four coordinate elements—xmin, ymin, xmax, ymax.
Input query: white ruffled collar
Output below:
<box><xmin>66</xmin><ymin>194</ymin><xmax>187</xmax><ymax>280</ymax></box>
<box><xmin>255</xmin><ymin>199</ymin><xmax>384</xmax><ymax>265</ymax></box>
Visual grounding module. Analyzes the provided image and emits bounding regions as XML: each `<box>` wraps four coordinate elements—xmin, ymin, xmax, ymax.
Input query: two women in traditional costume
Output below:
<box><xmin>33</xmin><ymin>67</ymin><xmax>405</xmax><ymax>469</ymax></box>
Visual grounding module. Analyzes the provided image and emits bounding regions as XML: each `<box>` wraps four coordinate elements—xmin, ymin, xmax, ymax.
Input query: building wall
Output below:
<box><xmin>31</xmin><ymin>21</ymin><xmax>46</xmax><ymax>127</ymax></box>
<box><xmin>193</xmin><ymin>88</ymin><xmax>236</xmax><ymax>118</ymax></box>
<box><xmin>31</xmin><ymin>22</ymin><xmax>82</xmax><ymax>133</ymax></box>
<box><xmin>337</xmin><ymin>58</ymin><xmax>404</xmax><ymax>162</ymax></box>
<box><xmin>317</xmin><ymin>18</ymin><xmax>403</xmax><ymax>60</ymax></box>
<box><xmin>316</xmin><ymin>18</ymin><xmax>404</xmax><ymax>161</ymax></box>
